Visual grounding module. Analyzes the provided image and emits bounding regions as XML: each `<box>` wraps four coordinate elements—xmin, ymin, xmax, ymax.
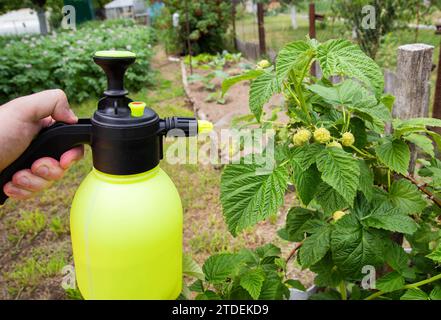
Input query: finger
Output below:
<box><xmin>59</xmin><ymin>146</ymin><xmax>84</xmax><ymax>170</ymax></box>
<box><xmin>6</xmin><ymin>89</ymin><xmax>78</xmax><ymax>124</ymax></box>
<box><xmin>3</xmin><ymin>182</ymin><xmax>33</xmax><ymax>200</ymax></box>
<box><xmin>12</xmin><ymin>169</ymin><xmax>53</xmax><ymax>192</ymax></box>
<box><xmin>31</xmin><ymin>157</ymin><xmax>65</xmax><ymax>181</ymax></box>
<box><xmin>40</xmin><ymin>116</ymin><xmax>56</xmax><ymax>128</ymax></box>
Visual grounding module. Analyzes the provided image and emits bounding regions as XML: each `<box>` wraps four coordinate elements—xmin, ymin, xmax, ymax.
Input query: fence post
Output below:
<box><xmin>309</xmin><ymin>2</ymin><xmax>316</xmax><ymax>77</ymax></box>
<box><xmin>257</xmin><ymin>2</ymin><xmax>266</xmax><ymax>56</ymax></box>
<box><xmin>394</xmin><ymin>44</ymin><xmax>434</xmax><ymax>173</ymax></box>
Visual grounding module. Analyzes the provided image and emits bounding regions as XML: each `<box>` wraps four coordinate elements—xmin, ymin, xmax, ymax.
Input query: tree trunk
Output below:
<box><xmin>37</xmin><ymin>8</ymin><xmax>48</xmax><ymax>35</ymax></box>
<box><xmin>289</xmin><ymin>5</ymin><xmax>297</xmax><ymax>29</ymax></box>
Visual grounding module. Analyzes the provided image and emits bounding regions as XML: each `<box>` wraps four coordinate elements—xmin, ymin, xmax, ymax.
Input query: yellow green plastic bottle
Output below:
<box><xmin>0</xmin><ymin>50</ymin><xmax>213</xmax><ymax>300</ymax></box>
<box><xmin>70</xmin><ymin>166</ymin><xmax>183</xmax><ymax>300</ymax></box>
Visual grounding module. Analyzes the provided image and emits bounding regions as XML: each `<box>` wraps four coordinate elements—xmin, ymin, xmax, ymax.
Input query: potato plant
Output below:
<box><xmin>195</xmin><ymin>38</ymin><xmax>441</xmax><ymax>300</ymax></box>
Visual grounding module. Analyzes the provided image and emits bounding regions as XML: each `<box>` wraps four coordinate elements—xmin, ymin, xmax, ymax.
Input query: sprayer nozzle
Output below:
<box><xmin>198</xmin><ymin>120</ymin><xmax>214</xmax><ymax>134</ymax></box>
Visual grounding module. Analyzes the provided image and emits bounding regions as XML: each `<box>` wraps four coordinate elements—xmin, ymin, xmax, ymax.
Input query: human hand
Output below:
<box><xmin>0</xmin><ymin>89</ymin><xmax>84</xmax><ymax>200</ymax></box>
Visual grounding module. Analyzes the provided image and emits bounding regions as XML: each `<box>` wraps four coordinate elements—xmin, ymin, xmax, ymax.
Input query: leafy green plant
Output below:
<box><xmin>188</xmin><ymin>70</ymin><xmax>229</xmax><ymax>91</ymax></box>
<box><xmin>217</xmin><ymin>38</ymin><xmax>441</xmax><ymax>300</ymax></box>
<box><xmin>183</xmin><ymin>244</ymin><xmax>295</xmax><ymax>300</ymax></box>
<box><xmin>0</xmin><ymin>19</ymin><xmax>155</xmax><ymax>104</ymax></box>
<box><xmin>162</xmin><ymin>0</ymin><xmax>233</xmax><ymax>55</ymax></box>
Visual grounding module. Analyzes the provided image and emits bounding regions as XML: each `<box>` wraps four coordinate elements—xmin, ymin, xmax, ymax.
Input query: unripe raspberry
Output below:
<box><xmin>327</xmin><ymin>141</ymin><xmax>342</xmax><ymax>149</ymax></box>
<box><xmin>257</xmin><ymin>59</ymin><xmax>271</xmax><ymax>69</ymax></box>
<box><xmin>292</xmin><ymin>128</ymin><xmax>311</xmax><ymax>146</ymax></box>
<box><xmin>341</xmin><ymin>132</ymin><xmax>355</xmax><ymax>147</ymax></box>
<box><xmin>333</xmin><ymin>210</ymin><xmax>346</xmax><ymax>221</ymax></box>
<box><xmin>313</xmin><ymin>127</ymin><xmax>331</xmax><ymax>144</ymax></box>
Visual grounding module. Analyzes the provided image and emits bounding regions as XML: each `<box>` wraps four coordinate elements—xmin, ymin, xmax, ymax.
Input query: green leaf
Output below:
<box><xmin>249</xmin><ymin>69</ymin><xmax>280</xmax><ymax>121</ymax></box>
<box><xmin>183</xmin><ymin>254</ymin><xmax>204</xmax><ymax>280</ymax></box>
<box><xmin>310</xmin><ymin>254</ymin><xmax>345</xmax><ymax>287</ymax></box>
<box><xmin>388</xmin><ymin>179</ymin><xmax>427</xmax><ymax>215</ymax></box>
<box><xmin>317</xmin><ymin>39</ymin><xmax>384</xmax><ymax>95</ymax></box>
<box><xmin>315</xmin><ymin>183</ymin><xmax>350</xmax><ymax>215</ymax></box>
<box><xmin>376</xmin><ymin>271</ymin><xmax>405</xmax><ymax>293</ymax></box>
<box><xmin>290</xmin><ymin>143</ymin><xmax>324</xmax><ymax>171</ymax></box>
<box><xmin>331</xmin><ymin>214</ymin><xmax>386</xmax><ymax>277</ymax></box>
<box><xmin>195</xmin><ymin>290</ymin><xmax>222</xmax><ymax>300</ymax></box>
<box><xmin>400</xmin><ymin>288</ymin><xmax>429</xmax><ymax>300</ymax></box>
<box><xmin>404</xmin><ymin>133</ymin><xmax>434</xmax><ymax>158</ymax></box>
<box><xmin>276</xmin><ymin>40</ymin><xmax>316</xmax><ymax>83</ymax></box>
<box><xmin>285</xmin><ymin>279</ymin><xmax>306</xmax><ymax>291</ymax></box>
<box><xmin>383</xmin><ymin>242</ymin><xmax>410</xmax><ymax>274</ymax></box>
<box><xmin>255</xmin><ymin>243</ymin><xmax>281</xmax><ymax>259</ymax></box>
<box><xmin>285</xmin><ymin>207</ymin><xmax>319</xmax><ymax>242</ymax></box>
<box><xmin>375</xmin><ymin>138</ymin><xmax>410</xmax><ymax>175</ymax></box>
<box><xmin>316</xmin><ymin>147</ymin><xmax>360</xmax><ymax>204</ymax></box>
<box><xmin>426</xmin><ymin>244</ymin><xmax>441</xmax><ymax>263</ymax></box>
<box><xmin>189</xmin><ymin>280</ymin><xmax>204</xmax><ymax>293</ymax></box>
<box><xmin>221</xmin><ymin>69</ymin><xmax>264</xmax><ymax>96</ymax></box>
<box><xmin>202</xmin><ymin>254</ymin><xmax>240</xmax><ymax>284</ymax></box>
<box><xmin>358</xmin><ymin>160</ymin><xmax>374</xmax><ymax>201</ymax></box>
<box><xmin>430</xmin><ymin>286</ymin><xmax>441</xmax><ymax>300</ymax></box>
<box><xmin>298</xmin><ymin>225</ymin><xmax>332</xmax><ymax>268</ymax></box>
<box><xmin>221</xmin><ymin>163</ymin><xmax>288</xmax><ymax>236</ymax></box>
<box><xmin>362</xmin><ymin>203</ymin><xmax>419</xmax><ymax>235</ymax></box>
<box><xmin>293</xmin><ymin>164</ymin><xmax>321</xmax><ymax>205</ymax></box>
<box><xmin>394</xmin><ymin>117</ymin><xmax>441</xmax><ymax>137</ymax></box>
<box><xmin>240</xmin><ymin>268</ymin><xmax>265</xmax><ymax>300</ymax></box>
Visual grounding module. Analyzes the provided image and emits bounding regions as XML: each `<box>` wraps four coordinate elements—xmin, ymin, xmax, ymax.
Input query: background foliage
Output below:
<box><xmin>0</xmin><ymin>19</ymin><xmax>155</xmax><ymax>104</ymax></box>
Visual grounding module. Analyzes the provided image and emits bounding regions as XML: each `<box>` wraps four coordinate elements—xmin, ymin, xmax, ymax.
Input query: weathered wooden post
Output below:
<box><xmin>394</xmin><ymin>44</ymin><xmax>434</xmax><ymax>173</ymax></box>
<box><xmin>257</xmin><ymin>2</ymin><xmax>266</xmax><ymax>56</ymax></box>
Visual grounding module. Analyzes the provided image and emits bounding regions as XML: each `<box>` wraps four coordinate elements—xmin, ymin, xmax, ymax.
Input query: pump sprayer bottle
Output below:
<box><xmin>0</xmin><ymin>50</ymin><xmax>213</xmax><ymax>299</ymax></box>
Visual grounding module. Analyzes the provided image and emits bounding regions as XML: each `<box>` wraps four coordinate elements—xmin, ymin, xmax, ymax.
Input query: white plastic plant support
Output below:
<box><xmin>289</xmin><ymin>286</ymin><xmax>317</xmax><ymax>300</ymax></box>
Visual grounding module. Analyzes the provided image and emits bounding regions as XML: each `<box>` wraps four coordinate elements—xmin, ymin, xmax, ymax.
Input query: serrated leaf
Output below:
<box><xmin>375</xmin><ymin>138</ymin><xmax>410</xmax><ymax>175</ymax></box>
<box><xmin>430</xmin><ymin>286</ymin><xmax>441</xmax><ymax>300</ymax></box>
<box><xmin>400</xmin><ymin>288</ymin><xmax>429</xmax><ymax>300</ymax></box>
<box><xmin>331</xmin><ymin>214</ymin><xmax>386</xmax><ymax>277</ymax></box>
<box><xmin>183</xmin><ymin>254</ymin><xmax>204</xmax><ymax>280</ymax></box>
<box><xmin>358</xmin><ymin>160</ymin><xmax>374</xmax><ymax>201</ymax></box>
<box><xmin>403</xmin><ymin>133</ymin><xmax>434</xmax><ymax>158</ymax></box>
<box><xmin>249</xmin><ymin>69</ymin><xmax>280</xmax><ymax>121</ymax></box>
<box><xmin>315</xmin><ymin>182</ymin><xmax>350</xmax><ymax>215</ymax></box>
<box><xmin>285</xmin><ymin>279</ymin><xmax>306</xmax><ymax>291</ymax></box>
<box><xmin>240</xmin><ymin>268</ymin><xmax>265</xmax><ymax>300</ymax></box>
<box><xmin>316</xmin><ymin>147</ymin><xmax>360</xmax><ymax>204</ymax></box>
<box><xmin>310</xmin><ymin>254</ymin><xmax>345</xmax><ymax>287</ymax></box>
<box><xmin>202</xmin><ymin>254</ymin><xmax>241</xmax><ymax>284</ymax></box>
<box><xmin>388</xmin><ymin>179</ymin><xmax>427</xmax><ymax>215</ymax></box>
<box><xmin>255</xmin><ymin>243</ymin><xmax>281</xmax><ymax>259</ymax></box>
<box><xmin>285</xmin><ymin>207</ymin><xmax>319</xmax><ymax>242</ymax></box>
<box><xmin>276</xmin><ymin>40</ymin><xmax>316</xmax><ymax>83</ymax></box>
<box><xmin>298</xmin><ymin>225</ymin><xmax>331</xmax><ymax>268</ymax></box>
<box><xmin>376</xmin><ymin>271</ymin><xmax>405</xmax><ymax>293</ymax></box>
<box><xmin>317</xmin><ymin>39</ymin><xmax>384</xmax><ymax>95</ymax></box>
<box><xmin>195</xmin><ymin>290</ymin><xmax>222</xmax><ymax>300</ymax></box>
<box><xmin>362</xmin><ymin>203</ymin><xmax>418</xmax><ymax>234</ymax></box>
<box><xmin>383</xmin><ymin>242</ymin><xmax>410</xmax><ymax>274</ymax></box>
<box><xmin>221</xmin><ymin>69</ymin><xmax>264</xmax><ymax>96</ymax></box>
<box><xmin>293</xmin><ymin>164</ymin><xmax>321</xmax><ymax>205</ymax></box>
<box><xmin>290</xmin><ymin>143</ymin><xmax>324</xmax><ymax>171</ymax></box>
<box><xmin>189</xmin><ymin>280</ymin><xmax>204</xmax><ymax>293</ymax></box>
<box><xmin>394</xmin><ymin>117</ymin><xmax>441</xmax><ymax>137</ymax></box>
<box><xmin>221</xmin><ymin>163</ymin><xmax>288</xmax><ymax>236</ymax></box>
<box><xmin>426</xmin><ymin>244</ymin><xmax>441</xmax><ymax>263</ymax></box>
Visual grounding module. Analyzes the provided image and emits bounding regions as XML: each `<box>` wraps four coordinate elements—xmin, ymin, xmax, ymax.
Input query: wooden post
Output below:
<box><xmin>257</xmin><ymin>2</ymin><xmax>266</xmax><ymax>56</ymax></box>
<box><xmin>394</xmin><ymin>44</ymin><xmax>434</xmax><ymax>173</ymax></box>
<box><xmin>309</xmin><ymin>2</ymin><xmax>316</xmax><ymax>77</ymax></box>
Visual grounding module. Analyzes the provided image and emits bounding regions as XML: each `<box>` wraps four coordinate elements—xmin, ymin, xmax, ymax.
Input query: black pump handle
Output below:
<box><xmin>0</xmin><ymin>119</ymin><xmax>92</xmax><ymax>205</ymax></box>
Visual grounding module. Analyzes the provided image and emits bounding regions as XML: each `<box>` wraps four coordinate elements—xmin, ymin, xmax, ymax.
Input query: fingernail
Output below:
<box><xmin>19</xmin><ymin>176</ymin><xmax>30</xmax><ymax>187</ymax></box>
<box><xmin>37</xmin><ymin>165</ymin><xmax>49</xmax><ymax>177</ymax></box>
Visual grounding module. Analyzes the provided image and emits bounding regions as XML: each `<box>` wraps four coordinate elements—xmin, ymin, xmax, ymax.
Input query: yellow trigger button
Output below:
<box><xmin>128</xmin><ymin>102</ymin><xmax>146</xmax><ymax>117</ymax></box>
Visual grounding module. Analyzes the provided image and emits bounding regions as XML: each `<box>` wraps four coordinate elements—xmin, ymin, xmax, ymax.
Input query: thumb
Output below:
<box><xmin>11</xmin><ymin>89</ymin><xmax>78</xmax><ymax>124</ymax></box>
